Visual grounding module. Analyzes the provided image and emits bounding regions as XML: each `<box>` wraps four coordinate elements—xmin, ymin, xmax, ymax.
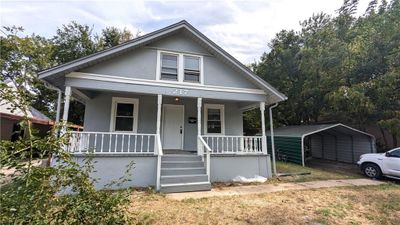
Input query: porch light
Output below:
<box><xmin>174</xmin><ymin>97</ymin><xmax>180</xmax><ymax>102</ymax></box>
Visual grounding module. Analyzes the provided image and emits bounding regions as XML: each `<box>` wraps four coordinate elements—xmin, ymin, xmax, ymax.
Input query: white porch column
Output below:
<box><xmin>156</xmin><ymin>94</ymin><xmax>163</xmax><ymax>135</ymax></box>
<box><xmin>269</xmin><ymin>103</ymin><xmax>278</xmax><ymax>175</ymax></box>
<box><xmin>197</xmin><ymin>97</ymin><xmax>202</xmax><ymax>156</ymax></box>
<box><xmin>55</xmin><ymin>90</ymin><xmax>62</xmax><ymax>122</ymax></box>
<box><xmin>62</xmin><ymin>86</ymin><xmax>71</xmax><ymax>122</ymax></box>
<box><xmin>260</xmin><ymin>102</ymin><xmax>267</xmax><ymax>154</ymax></box>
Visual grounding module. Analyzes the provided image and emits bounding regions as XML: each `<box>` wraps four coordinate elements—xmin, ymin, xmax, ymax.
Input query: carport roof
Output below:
<box><xmin>268</xmin><ymin>123</ymin><xmax>374</xmax><ymax>138</ymax></box>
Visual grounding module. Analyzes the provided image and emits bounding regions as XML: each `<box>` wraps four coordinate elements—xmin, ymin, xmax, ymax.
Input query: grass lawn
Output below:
<box><xmin>129</xmin><ymin>184</ymin><xmax>400</xmax><ymax>225</ymax></box>
<box><xmin>270</xmin><ymin>161</ymin><xmax>364</xmax><ymax>183</ymax></box>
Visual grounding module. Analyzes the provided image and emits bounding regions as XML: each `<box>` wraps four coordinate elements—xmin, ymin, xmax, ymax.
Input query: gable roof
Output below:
<box><xmin>39</xmin><ymin>20</ymin><xmax>287</xmax><ymax>102</ymax></box>
<box><xmin>268</xmin><ymin>123</ymin><xmax>375</xmax><ymax>138</ymax></box>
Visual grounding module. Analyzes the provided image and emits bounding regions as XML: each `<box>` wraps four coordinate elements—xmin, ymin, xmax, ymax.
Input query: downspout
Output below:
<box><xmin>269</xmin><ymin>103</ymin><xmax>278</xmax><ymax>176</ymax></box>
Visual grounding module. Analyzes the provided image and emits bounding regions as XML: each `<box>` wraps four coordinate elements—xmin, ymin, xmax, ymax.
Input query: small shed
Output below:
<box><xmin>267</xmin><ymin>124</ymin><xmax>376</xmax><ymax>166</ymax></box>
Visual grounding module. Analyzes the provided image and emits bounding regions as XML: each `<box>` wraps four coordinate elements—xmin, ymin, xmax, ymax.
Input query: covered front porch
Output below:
<box><xmin>59</xmin><ymin>85</ymin><xmax>277</xmax><ymax>192</ymax></box>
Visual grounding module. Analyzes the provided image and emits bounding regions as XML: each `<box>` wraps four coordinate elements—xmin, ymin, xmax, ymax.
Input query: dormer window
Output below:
<box><xmin>157</xmin><ymin>50</ymin><xmax>203</xmax><ymax>84</ymax></box>
<box><xmin>161</xmin><ymin>53</ymin><xmax>178</xmax><ymax>81</ymax></box>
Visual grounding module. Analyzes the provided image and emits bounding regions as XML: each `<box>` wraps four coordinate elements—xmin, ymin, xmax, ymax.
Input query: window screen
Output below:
<box><xmin>207</xmin><ymin>108</ymin><xmax>221</xmax><ymax>133</ymax></box>
<box><xmin>114</xmin><ymin>103</ymin><xmax>134</xmax><ymax>131</ymax></box>
<box><xmin>161</xmin><ymin>54</ymin><xmax>178</xmax><ymax>80</ymax></box>
<box><xmin>184</xmin><ymin>56</ymin><xmax>200</xmax><ymax>82</ymax></box>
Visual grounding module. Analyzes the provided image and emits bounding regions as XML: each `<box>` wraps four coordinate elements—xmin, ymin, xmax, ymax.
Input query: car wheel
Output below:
<box><xmin>362</xmin><ymin>163</ymin><xmax>382</xmax><ymax>179</ymax></box>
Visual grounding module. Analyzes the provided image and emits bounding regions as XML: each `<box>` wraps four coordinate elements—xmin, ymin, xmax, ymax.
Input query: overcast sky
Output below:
<box><xmin>0</xmin><ymin>0</ymin><xmax>370</xmax><ymax>63</ymax></box>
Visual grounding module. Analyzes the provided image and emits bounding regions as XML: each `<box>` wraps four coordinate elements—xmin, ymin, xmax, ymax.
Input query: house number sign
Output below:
<box><xmin>172</xmin><ymin>88</ymin><xmax>189</xmax><ymax>95</ymax></box>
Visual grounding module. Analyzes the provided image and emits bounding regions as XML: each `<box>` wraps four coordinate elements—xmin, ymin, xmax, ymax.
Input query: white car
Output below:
<box><xmin>357</xmin><ymin>147</ymin><xmax>400</xmax><ymax>180</ymax></box>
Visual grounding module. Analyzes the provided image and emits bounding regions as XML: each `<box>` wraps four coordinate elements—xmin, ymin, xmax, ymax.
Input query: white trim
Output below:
<box><xmin>161</xmin><ymin>104</ymin><xmax>185</xmax><ymax>150</ymax></box>
<box><xmin>203</xmin><ymin>104</ymin><xmax>225</xmax><ymax>135</ymax></box>
<box><xmin>109</xmin><ymin>97</ymin><xmax>139</xmax><ymax>133</ymax></box>
<box><xmin>67</xmin><ymin>72</ymin><xmax>266</xmax><ymax>95</ymax></box>
<box><xmin>156</xmin><ymin>50</ymin><xmax>204</xmax><ymax>85</ymax></box>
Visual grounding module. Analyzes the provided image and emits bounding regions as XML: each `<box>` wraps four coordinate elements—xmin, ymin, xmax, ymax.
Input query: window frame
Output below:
<box><xmin>203</xmin><ymin>104</ymin><xmax>225</xmax><ymax>135</ymax></box>
<box><xmin>183</xmin><ymin>55</ymin><xmax>201</xmax><ymax>82</ymax></box>
<box><xmin>109</xmin><ymin>97</ymin><xmax>139</xmax><ymax>133</ymax></box>
<box><xmin>160</xmin><ymin>52</ymin><xmax>179</xmax><ymax>81</ymax></box>
<box><xmin>156</xmin><ymin>50</ymin><xmax>203</xmax><ymax>84</ymax></box>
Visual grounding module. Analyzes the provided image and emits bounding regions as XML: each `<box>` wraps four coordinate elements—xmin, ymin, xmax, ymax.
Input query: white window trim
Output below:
<box><xmin>109</xmin><ymin>97</ymin><xmax>139</xmax><ymax>133</ymax></box>
<box><xmin>156</xmin><ymin>50</ymin><xmax>204</xmax><ymax>84</ymax></box>
<box><xmin>204</xmin><ymin>103</ymin><xmax>225</xmax><ymax>135</ymax></box>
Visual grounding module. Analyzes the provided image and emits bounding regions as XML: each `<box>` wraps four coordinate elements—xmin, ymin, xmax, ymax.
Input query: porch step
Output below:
<box><xmin>162</xmin><ymin>155</ymin><xmax>202</xmax><ymax>162</ymax></box>
<box><xmin>161</xmin><ymin>174</ymin><xmax>209</xmax><ymax>184</ymax></box>
<box><xmin>163</xmin><ymin>149</ymin><xmax>197</xmax><ymax>155</ymax></box>
<box><xmin>161</xmin><ymin>167</ymin><xmax>206</xmax><ymax>176</ymax></box>
<box><xmin>161</xmin><ymin>161</ymin><xmax>205</xmax><ymax>168</ymax></box>
<box><xmin>159</xmin><ymin>152</ymin><xmax>211</xmax><ymax>193</ymax></box>
<box><xmin>160</xmin><ymin>182</ymin><xmax>212</xmax><ymax>193</ymax></box>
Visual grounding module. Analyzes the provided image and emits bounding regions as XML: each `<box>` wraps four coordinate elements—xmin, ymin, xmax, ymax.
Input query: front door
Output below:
<box><xmin>162</xmin><ymin>104</ymin><xmax>184</xmax><ymax>150</ymax></box>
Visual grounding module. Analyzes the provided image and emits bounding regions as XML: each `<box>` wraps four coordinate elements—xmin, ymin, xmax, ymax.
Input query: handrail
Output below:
<box><xmin>198</xmin><ymin>136</ymin><xmax>211</xmax><ymax>182</ymax></box>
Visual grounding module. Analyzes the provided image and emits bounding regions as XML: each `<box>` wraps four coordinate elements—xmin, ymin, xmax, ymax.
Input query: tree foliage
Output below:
<box><xmin>252</xmin><ymin>0</ymin><xmax>400</xmax><ymax>148</ymax></box>
<box><xmin>1</xmin><ymin>22</ymin><xmax>138</xmax><ymax>125</ymax></box>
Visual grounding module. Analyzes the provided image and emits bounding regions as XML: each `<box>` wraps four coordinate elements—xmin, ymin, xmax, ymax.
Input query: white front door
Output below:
<box><xmin>162</xmin><ymin>104</ymin><xmax>184</xmax><ymax>150</ymax></box>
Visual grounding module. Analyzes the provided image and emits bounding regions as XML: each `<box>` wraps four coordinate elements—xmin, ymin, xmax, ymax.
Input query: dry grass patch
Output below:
<box><xmin>127</xmin><ymin>184</ymin><xmax>400</xmax><ymax>225</ymax></box>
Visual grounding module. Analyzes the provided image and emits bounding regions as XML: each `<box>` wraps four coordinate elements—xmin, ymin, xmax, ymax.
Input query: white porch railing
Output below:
<box><xmin>67</xmin><ymin>131</ymin><xmax>157</xmax><ymax>154</ymax></box>
<box><xmin>198</xmin><ymin>136</ymin><xmax>211</xmax><ymax>182</ymax></box>
<box><xmin>202</xmin><ymin>135</ymin><xmax>264</xmax><ymax>154</ymax></box>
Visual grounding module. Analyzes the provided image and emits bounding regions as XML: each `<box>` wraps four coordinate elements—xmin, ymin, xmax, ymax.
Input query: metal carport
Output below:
<box><xmin>267</xmin><ymin>124</ymin><xmax>376</xmax><ymax>166</ymax></box>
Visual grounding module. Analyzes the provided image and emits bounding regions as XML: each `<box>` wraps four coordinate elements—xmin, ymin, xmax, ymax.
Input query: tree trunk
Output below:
<box><xmin>380</xmin><ymin>127</ymin><xmax>388</xmax><ymax>149</ymax></box>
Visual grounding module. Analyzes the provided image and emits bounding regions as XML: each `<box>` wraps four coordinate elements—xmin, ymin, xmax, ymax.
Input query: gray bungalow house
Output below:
<box><xmin>39</xmin><ymin>21</ymin><xmax>287</xmax><ymax>193</ymax></box>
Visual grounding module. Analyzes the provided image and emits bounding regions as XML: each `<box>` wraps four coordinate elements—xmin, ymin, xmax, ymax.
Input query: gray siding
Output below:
<box><xmin>78</xmin><ymin>31</ymin><xmax>259</xmax><ymax>90</ymax></box>
<box><xmin>210</xmin><ymin>155</ymin><xmax>271</xmax><ymax>182</ymax></box>
<box><xmin>81</xmin><ymin>48</ymin><xmax>157</xmax><ymax>80</ymax></box>
<box><xmin>61</xmin><ymin>156</ymin><xmax>157</xmax><ymax>190</ymax></box>
<box><xmin>83</xmin><ymin>94</ymin><xmax>244</xmax><ymax>151</ymax></box>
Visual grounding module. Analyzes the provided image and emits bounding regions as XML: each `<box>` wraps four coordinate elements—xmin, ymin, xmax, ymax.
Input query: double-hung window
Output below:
<box><xmin>110</xmin><ymin>98</ymin><xmax>139</xmax><ymax>132</ymax></box>
<box><xmin>184</xmin><ymin>56</ymin><xmax>200</xmax><ymax>82</ymax></box>
<box><xmin>158</xmin><ymin>51</ymin><xmax>202</xmax><ymax>83</ymax></box>
<box><xmin>160</xmin><ymin>53</ymin><xmax>178</xmax><ymax>81</ymax></box>
<box><xmin>204</xmin><ymin>104</ymin><xmax>225</xmax><ymax>134</ymax></box>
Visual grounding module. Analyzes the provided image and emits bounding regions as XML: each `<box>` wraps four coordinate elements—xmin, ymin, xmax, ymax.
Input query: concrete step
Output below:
<box><xmin>161</xmin><ymin>174</ymin><xmax>209</xmax><ymax>184</ymax></box>
<box><xmin>161</xmin><ymin>161</ymin><xmax>204</xmax><ymax>168</ymax></box>
<box><xmin>160</xmin><ymin>182</ymin><xmax>211</xmax><ymax>193</ymax></box>
<box><xmin>162</xmin><ymin>155</ymin><xmax>202</xmax><ymax>162</ymax></box>
<box><xmin>163</xmin><ymin>150</ymin><xmax>197</xmax><ymax>155</ymax></box>
<box><xmin>161</xmin><ymin>167</ymin><xmax>206</xmax><ymax>176</ymax></box>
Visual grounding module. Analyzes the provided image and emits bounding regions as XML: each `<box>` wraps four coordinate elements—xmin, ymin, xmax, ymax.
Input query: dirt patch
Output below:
<box><xmin>127</xmin><ymin>184</ymin><xmax>400</xmax><ymax>225</ymax></box>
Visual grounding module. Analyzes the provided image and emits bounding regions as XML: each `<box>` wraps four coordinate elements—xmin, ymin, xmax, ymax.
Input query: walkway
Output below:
<box><xmin>166</xmin><ymin>179</ymin><xmax>385</xmax><ymax>200</ymax></box>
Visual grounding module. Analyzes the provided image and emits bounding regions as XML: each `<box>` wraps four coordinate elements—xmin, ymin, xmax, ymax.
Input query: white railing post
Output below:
<box><xmin>260</xmin><ymin>102</ymin><xmax>267</xmax><ymax>154</ymax></box>
<box><xmin>197</xmin><ymin>98</ymin><xmax>203</xmax><ymax>156</ymax></box>
<box><xmin>155</xmin><ymin>94</ymin><xmax>162</xmax><ymax>155</ymax></box>
<box><xmin>155</xmin><ymin>94</ymin><xmax>163</xmax><ymax>191</ymax></box>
